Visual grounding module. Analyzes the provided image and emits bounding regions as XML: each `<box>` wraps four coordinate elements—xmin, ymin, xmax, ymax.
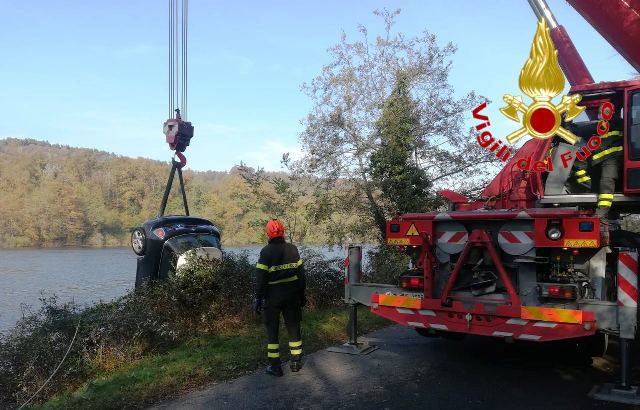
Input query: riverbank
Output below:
<box><xmin>0</xmin><ymin>248</ymin><xmax>399</xmax><ymax>408</ymax></box>
<box><xmin>34</xmin><ymin>309</ymin><xmax>388</xmax><ymax>410</ymax></box>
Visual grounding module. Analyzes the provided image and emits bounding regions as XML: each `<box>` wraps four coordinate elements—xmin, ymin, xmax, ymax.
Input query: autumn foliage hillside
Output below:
<box><xmin>0</xmin><ymin>138</ymin><xmax>340</xmax><ymax>247</ymax></box>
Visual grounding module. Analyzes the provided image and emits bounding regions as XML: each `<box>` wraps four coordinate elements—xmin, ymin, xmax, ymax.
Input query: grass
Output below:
<box><xmin>33</xmin><ymin>308</ymin><xmax>389</xmax><ymax>410</ymax></box>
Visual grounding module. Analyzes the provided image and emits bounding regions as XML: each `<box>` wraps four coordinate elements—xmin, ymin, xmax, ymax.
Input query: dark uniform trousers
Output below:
<box><xmin>255</xmin><ymin>237</ymin><xmax>305</xmax><ymax>366</ymax></box>
<box><xmin>569</xmin><ymin>129</ymin><xmax>623</xmax><ymax>217</ymax></box>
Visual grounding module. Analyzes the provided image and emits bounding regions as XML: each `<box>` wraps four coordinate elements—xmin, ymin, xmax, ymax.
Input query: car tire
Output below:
<box><xmin>131</xmin><ymin>227</ymin><xmax>147</xmax><ymax>256</ymax></box>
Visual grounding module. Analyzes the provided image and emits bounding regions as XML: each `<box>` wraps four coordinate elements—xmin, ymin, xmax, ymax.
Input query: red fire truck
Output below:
<box><xmin>341</xmin><ymin>0</ymin><xmax>640</xmax><ymax>404</ymax></box>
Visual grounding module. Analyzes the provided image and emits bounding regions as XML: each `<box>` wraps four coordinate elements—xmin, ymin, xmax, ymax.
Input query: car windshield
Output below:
<box><xmin>165</xmin><ymin>234</ymin><xmax>221</xmax><ymax>254</ymax></box>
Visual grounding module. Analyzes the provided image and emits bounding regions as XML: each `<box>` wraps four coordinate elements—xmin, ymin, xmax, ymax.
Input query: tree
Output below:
<box><xmin>2</xmin><ymin>138</ymin><xmax>372</xmax><ymax>248</ymax></box>
<box><xmin>290</xmin><ymin>9</ymin><xmax>498</xmax><ymax>241</ymax></box>
<box><xmin>238</xmin><ymin>165</ymin><xmax>311</xmax><ymax>243</ymax></box>
<box><xmin>370</xmin><ymin>75</ymin><xmax>433</xmax><ymax>220</ymax></box>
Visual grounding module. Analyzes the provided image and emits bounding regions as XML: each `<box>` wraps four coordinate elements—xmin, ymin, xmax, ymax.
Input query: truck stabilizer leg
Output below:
<box><xmin>589</xmin><ymin>337</ymin><xmax>640</xmax><ymax>404</ymax></box>
<box><xmin>327</xmin><ymin>303</ymin><xmax>377</xmax><ymax>355</ymax></box>
<box><xmin>327</xmin><ymin>246</ymin><xmax>378</xmax><ymax>355</ymax></box>
<box><xmin>589</xmin><ymin>248</ymin><xmax>640</xmax><ymax>404</ymax></box>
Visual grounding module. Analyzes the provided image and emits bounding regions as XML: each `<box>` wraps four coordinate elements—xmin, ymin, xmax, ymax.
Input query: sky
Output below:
<box><xmin>1</xmin><ymin>0</ymin><xmax>636</xmax><ymax>172</ymax></box>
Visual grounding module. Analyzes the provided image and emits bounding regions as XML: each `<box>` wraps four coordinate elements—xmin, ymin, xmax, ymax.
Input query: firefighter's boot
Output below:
<box><xmin>290</xmin><ymin>358</ymin><xmax>303</xmax><ymax>372</ymax></box>
<box><xmin>266</xmin><ymin>364</ymin><xmax>284</xmax><ymax>377</ymax></box>
<box><xmin>289</xmin><ymin>340</ymin><xmax>303</xmax><ymax>372</ymax></box>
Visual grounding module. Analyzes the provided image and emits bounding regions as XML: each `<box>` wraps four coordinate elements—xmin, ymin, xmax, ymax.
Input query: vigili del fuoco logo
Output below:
<box><xmin>471</xmin><ymin>19</ymin><xmax>611</xmax><ymax>172</ymax></box>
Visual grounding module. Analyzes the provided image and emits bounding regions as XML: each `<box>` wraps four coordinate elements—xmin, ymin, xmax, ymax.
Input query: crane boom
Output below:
<box><xmin>566</xmin><ymin>0</ymin><xmax>640</xmax><ymax>74</ymax></box>
<box><xmin>527</xmin><ymin>0</ymin><xmax>594</xmax><ymax>86</ymax></box>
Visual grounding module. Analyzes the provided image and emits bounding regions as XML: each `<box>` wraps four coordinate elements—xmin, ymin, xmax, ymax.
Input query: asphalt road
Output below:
<box><xmin>154</xmin><ymin>326</ymin><xmax>634</xmax><ymax>410</ymax></box>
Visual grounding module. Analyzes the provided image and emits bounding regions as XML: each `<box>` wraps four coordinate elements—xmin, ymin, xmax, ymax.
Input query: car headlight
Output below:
<box><xmin>546</xmin><ymin>226</ymin><xmax>562</xmax><ymax>241</ymax></box>
<box><xmin>131</xmin><ymin>228</ymin><xmax>147</xmax><ymax>255</ymax></box>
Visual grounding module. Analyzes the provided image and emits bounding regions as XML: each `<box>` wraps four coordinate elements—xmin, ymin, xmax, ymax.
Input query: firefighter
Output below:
<box><xmin>570</xmin><ymin>100</ymin><xmax>623</xmax><ymax>219</ymax></box>
<box><xmin>569</xmin><ymin>151</ymin><xmax>592</xmax><ymax>192</ymax></box>
<box><xmin>253</xmin><ymin>219</ymin><xmax>306</xmax><ymax>377</ymax></box>
<box><xmin>592</xmin><ymin>111</ymin><xmax>623</xmax><ymax>220</ymax></box>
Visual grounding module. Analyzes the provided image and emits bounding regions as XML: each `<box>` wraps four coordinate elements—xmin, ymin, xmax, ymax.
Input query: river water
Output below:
<box><xmin>0</xmin><ymin>246</ymin><xmax>353</xmax><ymax>333</ymax></box>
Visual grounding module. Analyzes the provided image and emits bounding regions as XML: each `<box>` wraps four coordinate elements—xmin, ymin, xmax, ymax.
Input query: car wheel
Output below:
<box><xmin>131</xmin><ymin>228</ymin><xmax>147</xmax><ymax>256</ymax></box>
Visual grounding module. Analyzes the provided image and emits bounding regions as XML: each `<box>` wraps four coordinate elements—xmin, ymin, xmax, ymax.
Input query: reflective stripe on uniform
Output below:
<box><xmin>267</xmin><ymin>352</ymin><xmax>280</xmax><ymax>358</ymax></box>
<box><xmin>257</xmin><ymin>259</ymin><xmax>303</xmax><ymax>273</ymax></box>
<box><xmin>268</xmin><ymin>259</ymin><xmax>303</xmax><ymax>272</ymax></box>
<box><xmin>575</xmin><ymin>169</ymin><xmax>587</xmax><ymax>176</ymax></box>
<box><xmin>598</xmin><ymin>193</ymin><xmax>614</xmax><ymax>208</ymax></box>
<box><xmin>600</xmin><ymin>130</ymin><xmax>622</xmax><ymax>138</ymax></box>
<box><xmin>290</xmin><ymin>349</ymin><xmax>303</xmax><ymax>355</ymax></box>
<box><xmin>577</xmin><ymin>176</ymin><xmax>591</xmax><ymax>183</ymax></box>
<box><xmin>267</xmin><ymin>343</ymin><xmax>279</xmax><ymax>349</ymax></box>
<box><xmin>268</xmin><ymin>275</ymin><xmax>298</xmax><ymax>285</ymax></box>
<box><xmin>592</xmin><ymin>146</ymin><xmax>623</xmax><ymax>160</ymax></box>
<box><xmin>289</xmin><ymin>340</ymin><xmax>302</xmax><ymax>347</ymax></box>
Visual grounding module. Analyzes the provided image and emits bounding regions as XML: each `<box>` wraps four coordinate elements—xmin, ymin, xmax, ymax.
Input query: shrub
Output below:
<box><xmin>364</xmin><ymin>245</ymin><xmax>409</xmax><ymax>284</ymax></box>
<box><xmin>0</xmin><ymin>250</ymin><xmax>345</xmax><ymax>406</ymax></box>
<box><xmin>299</xmin><ymin>248</ymin><xmax>345</xmax><ymax>309</ymax></box>
<box><xmin>0</xmin><ymin>296</ymin><xmax>87</xmax><ymax>405</ymax></box>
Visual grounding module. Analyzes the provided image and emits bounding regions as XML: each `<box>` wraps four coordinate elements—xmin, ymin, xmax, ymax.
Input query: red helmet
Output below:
<box><xmin>266</xmin><ymin>219</ymin><xmax>285</xmax><ymax>240</ymax></box>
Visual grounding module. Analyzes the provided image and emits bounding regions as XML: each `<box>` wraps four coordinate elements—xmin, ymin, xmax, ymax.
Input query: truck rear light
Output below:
<box><xmin>400</xmin><ymin>276</ymin><xmax>424</xmax><ymax>290</ymax></box>
<box><xmin>539</xmin><ymin>283</ymin><xmax>577</xmax><ymax>300</ymax></box>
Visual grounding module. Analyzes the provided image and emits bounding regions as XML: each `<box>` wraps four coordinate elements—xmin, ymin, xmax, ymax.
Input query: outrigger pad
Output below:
<box><xmin>327</xmin><ymin>342</ymin><xmax>378</xmax><ymax>356</ymax></box>
<box><xmin>589</xmin><ymin>383</ymin><xmax>640</xmax><ymax>405</ymax></box>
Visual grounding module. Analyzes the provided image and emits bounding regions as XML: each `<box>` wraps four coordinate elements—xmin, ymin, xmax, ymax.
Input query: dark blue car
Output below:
<box><xmin>131</xmin><ymin>216</ymin><xmax>222</xmax><ymax>287</ymax></box>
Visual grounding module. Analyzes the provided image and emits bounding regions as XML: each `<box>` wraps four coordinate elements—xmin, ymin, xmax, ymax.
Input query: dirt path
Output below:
<box><xmin>153</xmin><ymin>326</ymin><xmax>629</xmax><ymax>409</ymax></box>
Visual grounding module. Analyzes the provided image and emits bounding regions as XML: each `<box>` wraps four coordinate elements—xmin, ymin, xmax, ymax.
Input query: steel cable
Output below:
<box><xmin>181</xmin><ymin>0</ymin><xmax>185</xmax><ymax>119</ymax></box>
<box><xmin>184</xmin><ymin>0</ymin><xmax>188</xmax><ymax>120</ymax></box>
<box><xmin>169</xmin><ymin>0</ymin><xmax>173</xmax><ymax>117</ymax></box>
<box><xmin>175</xmin><ymin>0</ymin><xmax>179</xmax><ymax>116</ymax></box>
<box><xmin>168</xmin><ymin>0</ymin><xmax>188</xmax><ymax>119</ymax></box>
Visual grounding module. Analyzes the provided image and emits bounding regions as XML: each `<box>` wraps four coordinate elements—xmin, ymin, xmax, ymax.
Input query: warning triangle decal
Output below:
<box><xmin>406</xmin><ymin>224</ymin><xmax>419</xmax><ymax>236</ymax></box>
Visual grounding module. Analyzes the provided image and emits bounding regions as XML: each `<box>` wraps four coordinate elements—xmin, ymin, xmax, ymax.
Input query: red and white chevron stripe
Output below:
<box><xmin>618</xmin><ymin>250</ymin><xmax>638</xmax><ymax>307</ymax></box>
<box><xmin>436</xmin><ymin>231</ymin><xmax>468</xmax><ymax>244</ymax></box>
<box><xmin>498</xmin><ymin>230</ymin><xmax>535</xmax><ymax>256</ymax></box>
<box><xmin>498</xmin><ymin>231</ymin><xmax>534</xmax><ymax>244</ymax></box>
